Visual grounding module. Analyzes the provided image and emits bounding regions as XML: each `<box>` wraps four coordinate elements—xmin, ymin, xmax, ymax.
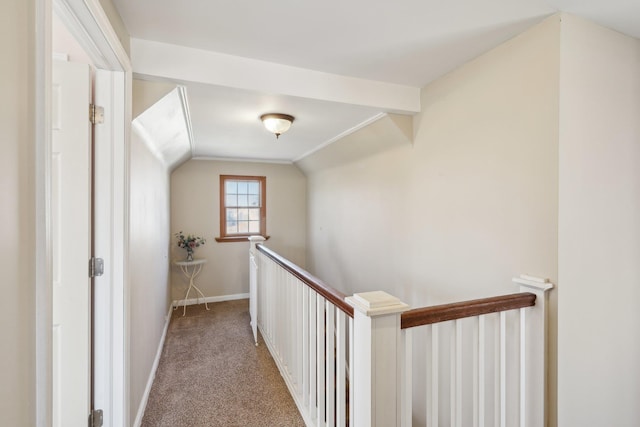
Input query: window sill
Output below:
<box><xmin>215</xmin><ymin>235</ymin><xmax>270</xmax><ymax>243</ymax></box>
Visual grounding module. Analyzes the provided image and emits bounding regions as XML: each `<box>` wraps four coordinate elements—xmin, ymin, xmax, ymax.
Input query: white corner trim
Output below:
<box><xmin>293</xmin><ymin>112</ymin><xmax>387</xmax><ymax>162</ymax></box>
<box><xmin>132</xmin><ymin>305</ymin><xmax>173</xmax><ymax>427</ymax></box>
<box><xmin>176</xmin><ymin>86</ymin><xmax>195</xmax><ymax>155</ymax></box>
<box><xmin>54</xmin><ymin>0</ymin><xmax>131</xmax><ymax>71</ymax></box>
<box><xmin>172</xmin><ymin>293</ymin><xmax>250</xmax><ymax>308</ymax></box>
<box><xmin>190</xmin><ymin>156</ymin><xmax>293</xmax><ymax>165</ymax></box>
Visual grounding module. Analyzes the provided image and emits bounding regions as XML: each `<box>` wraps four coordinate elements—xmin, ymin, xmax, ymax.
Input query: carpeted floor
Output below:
<box><xmin>141</xmin><ymin>299</ymin><xmax>305</xmax><ymax>427</ymax></box>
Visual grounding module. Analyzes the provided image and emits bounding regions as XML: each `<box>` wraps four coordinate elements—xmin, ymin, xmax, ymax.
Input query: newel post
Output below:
<box><xmin>248</xmin><ymin>236</ymin><xmax>265</xmax><ymax>345</ymax></box>
<box><xmin>346</xmin><ymin>291</ymin><xmax>410</xmax><ymax>427</ymax></box>
<box><xmin>513</xmin><ymin>274</ymin><xmax>554</xmax><ymax>427</ymax></box>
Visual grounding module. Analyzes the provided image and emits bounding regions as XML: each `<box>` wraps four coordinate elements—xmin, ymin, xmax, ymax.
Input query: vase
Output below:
<box><xmin>186</xmin><ymin>250</ymin><xmax>194</xmax><ymax>261</ymax></box>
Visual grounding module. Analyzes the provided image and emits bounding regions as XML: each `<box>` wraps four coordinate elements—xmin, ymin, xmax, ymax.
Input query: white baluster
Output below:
<box><xmin>248</xmin><ymin>236</ymin><xmax>265</xmax><ymax>345</ymax></box>
<box><xmin>286</xmin><ymin>272</ymin><xmax>293</xmax><ymax>375</ymax></box>
<box><xmin>400</xmin><ymin>329</ymin><xmax>412</xmax><ymax>427</ymax></box>
<box><xmin>262</xmin><ymin>257</ymin><xmax>269</xmax><ymax>339</ymax></box>
<box><xmin>520</xmin><ymin>307</ymin><xmax>526</xmax><ymax>427</ymax></box>
<box><xmin>309</xmin><ymin>291</ymin><xmax>318</xmax><ymax>421</ymax></box>
<box><xmin>317</xmin><ymin>295</ymin><xmax>326</xmax><ymax>426</ymax></box>
<box><xmin>431</xmin><ymin>324</ymin><xmax>439</xmax><ymax>427</ymax></box>
<box><xmin>326</xmin><ymin>303</ymin><xmax>335</xmax><ymax>426</ymax></box>
<box><xmin>477</xmin><ymin>315</ymin><xmax>486</xmax><ymax>427</ymax></box>
<box><xmin>494</xmin><ymin>314</ymin><xmax>500</xmax><ymax>427</ymax></box>
<box><xmin>336</xmin><ymin>310</ymin><xmax>347</xmax><ymax>427</ymax></box>
<box><xmin>451</xmin><ymin>320</ymin><xmax>457</xmax><ymax>426</ymax></box>
<box><xmin>296</xmin><ymin>280</ymin><xmax>303</xmax><ymax>393</ymax></box>
<box><xmin>302</xmin><ymin>285</ymin><xmax>310</xmax><ymax>411</ymax></box>
<box><xmin>268</xmin><ymin>261</ymin><xmax>274</xmax><ymax>344</ymax></box>
<box><xmin>500</xmin><ymin>311</ymin><xmax>507</xmax><ymax>427</ymax></box>
<box><xmin>455</xmin><ymin>320</ymin><xmax>463</xmax><ymax>427</ymax></box>
<box><xmin>273</xmin><ymin>266</ymin><xmax>279</xmax><ymax>358</ymax></box>
<box><xmin>278</xmin><ymin>266</ymin><xmax>284</xmax><ymax>360</ymax></box>
<box><xmin>348</xmin><ymin>316</ymin><xmax>354</xmax><ymax>427</ymax></box>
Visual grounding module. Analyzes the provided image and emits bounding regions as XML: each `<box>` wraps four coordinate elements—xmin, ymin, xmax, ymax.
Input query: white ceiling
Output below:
<box><xmin>186</xmin><ymin>83</ymin><xmax>382</xmax><ymax>162</ymax></box>
<box><xmin>112</xmin><ymin>0</ymin><xmax>640</xmax><ymax>163</ymax></box>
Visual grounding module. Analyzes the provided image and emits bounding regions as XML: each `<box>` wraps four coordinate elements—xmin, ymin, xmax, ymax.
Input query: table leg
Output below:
<box><xmin>178</xmin><ymin>263</ymin><xmax>209</xmax><ymax>316</ymax></box>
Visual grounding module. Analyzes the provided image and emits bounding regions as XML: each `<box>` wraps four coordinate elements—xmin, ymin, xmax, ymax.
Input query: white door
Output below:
<box><xmin>52</xmin><ymin>59</ymin><xmax>92</xmax><ymax>427</ymax></box>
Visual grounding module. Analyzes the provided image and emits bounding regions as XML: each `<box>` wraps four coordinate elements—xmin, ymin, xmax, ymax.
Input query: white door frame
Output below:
<box><xmin>35</xmin><ymin>0</ymin><xmax>131</xmax><ymax>426</ymax></box>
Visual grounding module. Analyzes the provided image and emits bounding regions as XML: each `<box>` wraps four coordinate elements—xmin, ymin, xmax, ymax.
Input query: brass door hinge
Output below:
<box><xmin>89</xmin><ymin>409</ymin><xmax>103</xmax><ymax>427</ymax></box>
<box><xmin>90</xmin><ymin>104</ymin><xmax>104</xmax><ymax>124</ymax></box>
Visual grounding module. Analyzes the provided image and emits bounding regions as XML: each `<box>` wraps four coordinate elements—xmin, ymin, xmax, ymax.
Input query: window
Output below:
<box><xmin>216</xmin><ymin>175</ymin><xmax>267</xmax><ymax>242</ymax></box>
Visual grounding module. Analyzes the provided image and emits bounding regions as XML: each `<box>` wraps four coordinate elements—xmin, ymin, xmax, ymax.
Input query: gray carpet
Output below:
<box><xmin>141</xmin><ymin>299</ymin><xmax>305</xmax><ymax>427</ymax></box>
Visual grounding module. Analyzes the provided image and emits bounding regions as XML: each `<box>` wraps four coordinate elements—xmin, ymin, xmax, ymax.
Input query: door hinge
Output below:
<box><xmin>90</xmin><ymin>104</ymin><xmax>104</xmax><ymax>124</ymax></box>
<box><xmin>89</xmin><ymin>257</ymin><xmax>104</xmax><ymax>278</ymax></box>
<box><xmin>89</xmin><ymin>409</ymin><xmax>103</xmax><ymax>427</ymax></box>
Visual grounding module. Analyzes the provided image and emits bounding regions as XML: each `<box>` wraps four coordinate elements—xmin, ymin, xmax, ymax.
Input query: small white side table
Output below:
<box><xmin>174</xmin><ymin>259</ymin><xmax>209</xmax><ymax>316</ymax></box>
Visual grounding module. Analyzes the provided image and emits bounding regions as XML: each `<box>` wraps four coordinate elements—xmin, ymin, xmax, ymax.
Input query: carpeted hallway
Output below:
<box><xmin>141</xmin><ymin>299</ymin><xmax>305</xmax><ymax>427</ymax></box>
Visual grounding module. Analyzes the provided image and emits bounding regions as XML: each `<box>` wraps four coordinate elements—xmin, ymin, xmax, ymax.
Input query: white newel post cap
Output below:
<box><xmin>512</xmin><ymin>274</ymin><xmax>554</xmax><ymax>292</ymax></box>
<box><xmin>248</xmin><ymin>235</ymin><xmax>266</xmax><ymax>251</ymax></box>
<box><xmin>346</xmin><ymin>291</ymin><xmax>410</xmax><ymax>316</ymax></box>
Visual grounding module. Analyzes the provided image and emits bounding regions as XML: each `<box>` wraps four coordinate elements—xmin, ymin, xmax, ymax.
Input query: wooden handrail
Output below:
<box><xmin>256</xmin><ymin>244</ymin><xmax>354</xmax><ymax>318</ymax></box>
<box><xmin>400</xmin><ymin>292</ymin><xmax>536</xmax><ymax>329</ymax></box>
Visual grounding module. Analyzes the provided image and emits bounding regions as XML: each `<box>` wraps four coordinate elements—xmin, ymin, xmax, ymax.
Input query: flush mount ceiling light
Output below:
<box><xmin>260</xmin><ymin>113</ymin><xmax>294</xmax><ymax>139</ymax></box>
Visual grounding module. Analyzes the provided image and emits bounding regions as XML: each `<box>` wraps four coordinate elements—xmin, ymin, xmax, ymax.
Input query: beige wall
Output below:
<box><xmin>132</xmin><ymin>79</ymin><xmax>176</xmax><ymax>119</ymax></box>
<box><xmin>304</xmin><ymin>16</ymin><xmax>559</xmax><ymax>300</ymax></box>
<box><xmin>558</xmin><ymin>14</ymin><xmax>640</xmax><ymax>426</ymax></box>
<box><xmin>170</xmin><ymin>160</ymin><xmax>307</xmax><ymax>301</ymax></box>
<box><xmin>0</xmin><ymin>1</ymin><xmax>35</xmax><ymax>425</ymax></box>
<box><xmin>302</xmin><ymin>16</ymin><xmax>560</xmax><ymax>426</ymax></box>
<box><xmin>128</xmin><ymin>127</ymin><xmax>172</xmax><ymax>423</ymax></box>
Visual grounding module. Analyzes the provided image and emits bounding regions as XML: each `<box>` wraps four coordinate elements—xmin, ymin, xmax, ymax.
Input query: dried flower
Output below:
<box><xmin>175</xmin><ymin>231</ymin><xmax>206</xmax><ymax>252</ymax></box>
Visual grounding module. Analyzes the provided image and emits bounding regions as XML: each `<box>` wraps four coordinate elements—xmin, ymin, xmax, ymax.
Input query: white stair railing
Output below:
<box><xmin>250</xmin><ymin>237</ymin><xmax>354</xmax><ymax>427</ymax></box>
<box><xmin>399</xmin><ymin>276</ymin><xmax>553</xmax><ymax>427</ymax></box>
<box><xmin>249</xmin><ymin>239</ymin><xmax>553</xmax><ymax>427</ymax></box>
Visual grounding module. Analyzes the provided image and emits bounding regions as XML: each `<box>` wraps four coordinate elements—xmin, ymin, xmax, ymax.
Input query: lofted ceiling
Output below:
<box><xmin>112</xmin><ymin>0</ymin><xmax>640</xmax><ymax>163</ymax></box>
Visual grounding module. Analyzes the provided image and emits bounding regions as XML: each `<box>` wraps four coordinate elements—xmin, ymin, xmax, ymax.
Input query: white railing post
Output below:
<box><xmin>248</xmin><ymin>236</ymin><xmax>266</xmax><ymax>345</ymax></box>
<box><xmin>346</xmin><ymin>291</ymin><xmax>410</xmax><ymax>427</ymax></box>
<box><xmin>512</xmin><ymin>274</ymin><xmax>554</xmax><ymax>427</ymax></box>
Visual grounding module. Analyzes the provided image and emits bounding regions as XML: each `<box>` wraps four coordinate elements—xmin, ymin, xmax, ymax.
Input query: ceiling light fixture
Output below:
<box><xmin>260</xmin><ymin>113</ymin><xmax>294</xmax><ymax>139</ymax></box>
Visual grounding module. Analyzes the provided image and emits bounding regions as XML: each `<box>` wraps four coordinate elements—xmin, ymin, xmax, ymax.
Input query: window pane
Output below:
<box><xmin>248</xmin><ymin>208</ymin><xmax>260</xmax><ymax>220</ymax></box>
<box><xmin>248</xmin><ymin>181</ymin><xmax>259</xmax><ymax>195</ymax></box>
<box><xmin>226</xmin><ymin>208</ymin><xmax>237</xmax><ymax>221</ymax></box>
<box><xmin>238</xmin><ymin>221</ymin><xmax>249</xmax><ymax>233</ymax></box>
<box><xmin>238</xmin><ymin>194</ymin><xmax>249</xmax><ymax>207</ymax></box>
<box><xmin>248</xmin><ymin>194</ymin><xmax>259</xmax><ymax>207</ymax></box>
<box><xmin>237</xmin><ymin>181</ymin><xmax>248</xmax><ymax>194</ymax></box>
<box><xmin>226</xmin><ymin>209</ymin><xmax>237</xmax><ymax>234</ymax></box>
<box><xmin>225</xmin><ymin>180</ymin><xmax>237</xmax><ymax>195</ymax></box>
<box><xmin>249</xmin><ymin>221</ymin><xmax>260</xmax><ymax>233</ymax></box>
<box><xmin>238</xmin><ymin>208</ymin><xmax>249</xmax><ymax>220</ymax></box>
<box><xmin>225</xmin><ymin>195</ymin><xmax>238</xmax><ymax>207</ymax></box>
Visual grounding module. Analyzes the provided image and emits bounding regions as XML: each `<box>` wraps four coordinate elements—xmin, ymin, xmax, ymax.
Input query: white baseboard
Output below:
<box><xmin>171</xmin><ymin>292</ymin><xmax>249</xmax><ymax>308</ymax></box>
<box><xmin>132</xmin><ymin>304</ymin><xmax>173</xmax><ymax>427</ymax></box>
